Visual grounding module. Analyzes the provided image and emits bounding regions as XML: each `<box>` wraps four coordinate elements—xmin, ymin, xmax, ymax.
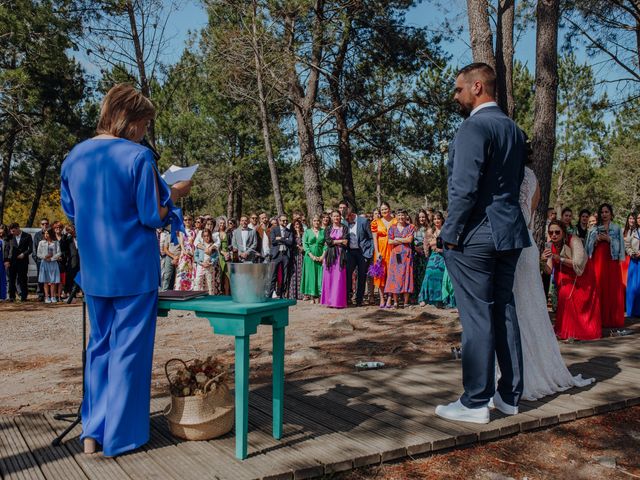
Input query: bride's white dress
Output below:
<box><xmin>515</xmin><ymin>167</ymin><xmax>594</xmax><ymax>400</ymax></box>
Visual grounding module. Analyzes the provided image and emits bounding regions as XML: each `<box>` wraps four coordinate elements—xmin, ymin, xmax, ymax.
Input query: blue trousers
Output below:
<box><xmin>81</xmin><ymin>289</ymin><xmax>158</xmax><ymax>456</ymax></box>
<box><xmin>627</xmin><ymin>258</ymin><xmax>640</xmax><ymax>317</ymax></box>
<box><xmin>443</xmin><ymin>221</ymin><xmax>523</xmax><ymax>409</ymax></box>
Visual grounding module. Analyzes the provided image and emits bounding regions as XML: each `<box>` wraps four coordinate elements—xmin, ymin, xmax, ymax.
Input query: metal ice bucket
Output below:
<box><xmin>229</xmin><ymin>262</ymin><xmax>271</xmax><ymax>304</ymax></box>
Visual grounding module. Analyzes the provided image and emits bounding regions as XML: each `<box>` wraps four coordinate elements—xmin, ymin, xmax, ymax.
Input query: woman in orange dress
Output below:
<box><xmin>371</xmin><ymin>202</ymin><xmax>397</xmax><ymax>308</ymax></box>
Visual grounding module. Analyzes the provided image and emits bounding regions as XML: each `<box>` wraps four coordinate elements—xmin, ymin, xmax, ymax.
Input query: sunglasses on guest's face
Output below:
<box><xmin>549</xmin><ymin>230</ymin><xmax>562</xmax><ymax>236</ymax></box>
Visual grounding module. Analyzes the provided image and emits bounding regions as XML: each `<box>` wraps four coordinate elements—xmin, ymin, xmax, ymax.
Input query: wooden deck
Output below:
<box><xmin>1</xmin><ymin>334</ymin><xmax>639</xmax><ymax>480</ymax></box>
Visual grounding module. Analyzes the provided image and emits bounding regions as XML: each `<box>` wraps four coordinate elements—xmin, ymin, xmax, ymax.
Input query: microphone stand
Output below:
<box><xmin>51</xmin><ymin>298</ymin><xmax>87</xmax><ymax>446</ymax></box>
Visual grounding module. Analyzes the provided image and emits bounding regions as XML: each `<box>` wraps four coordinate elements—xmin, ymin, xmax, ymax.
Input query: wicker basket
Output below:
<box><xmin>163</xmin><ymin>358</ymin><xmax>234</xmax><ymax>441</ymax></box>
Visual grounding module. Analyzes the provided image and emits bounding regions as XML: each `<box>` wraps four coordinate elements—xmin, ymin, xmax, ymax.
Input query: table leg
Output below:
<box><xmin>235</xmin><ymin>335</ymin><xmax>250</xmax><ymax>459</ymax></box>
<box><xmin>272</xmin><ymin>326</ymin><xmax>285</xmax><ymax>440</ymax></box>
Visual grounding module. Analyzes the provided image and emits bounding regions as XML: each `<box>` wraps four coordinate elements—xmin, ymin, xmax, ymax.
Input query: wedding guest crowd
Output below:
<box><xmin>1</xmin><ymin>198</ymin><xmax>639</xmax><ymax>330</ymax></box>
<box><xmin>0</xmin><ymin>219</ymin><xmax>81</xmax><ymax>304</ymax></box>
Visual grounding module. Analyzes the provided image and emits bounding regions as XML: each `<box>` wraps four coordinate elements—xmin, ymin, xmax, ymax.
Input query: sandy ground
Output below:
<box><xmin>0</xmin><ymin>297</ymin><xmax>461</xmax><ymax>415</ymax></box>
<box><xmin>2</xmin><ymin>297</ymin><xmax>639</xmax><ymax>479</ymax></box>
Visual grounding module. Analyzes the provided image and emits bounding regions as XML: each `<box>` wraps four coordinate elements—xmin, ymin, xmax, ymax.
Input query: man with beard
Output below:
<box><xmin>435</xmin><ymin>63</ymin><xmax>530</xmax><ymax>424</ymax></box>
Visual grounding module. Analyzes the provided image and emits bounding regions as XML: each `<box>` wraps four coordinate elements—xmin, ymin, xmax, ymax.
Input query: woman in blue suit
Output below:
<box><xmin>60</xmin><ymin>84</ymin><xmax>191</xmax><ymax>456</ymax></box>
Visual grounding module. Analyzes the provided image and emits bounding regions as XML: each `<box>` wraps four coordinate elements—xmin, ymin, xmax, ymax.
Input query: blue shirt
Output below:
<box><xmin>60</xmin><ymin>138</ymin><xmax>175</xmax><ymax>297</ymax></box>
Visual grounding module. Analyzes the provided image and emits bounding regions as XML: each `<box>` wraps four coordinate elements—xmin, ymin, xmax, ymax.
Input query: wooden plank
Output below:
<box><xmin>249</xmin><ymin>391</ymin><xmax>381</xmax><ymax>473</ymax></box>
<box><xmin>246</xmin><ymin>402</ymin><xmax>333</xmax><ymax>479</ymax></box>
<box><xmin>13</xmin><ymin>415</ymin><xmax>88</xmax><ymax>480</ymax></box>
<box><xmin>289</xmin><ymin>380</ymin><xmax>455</xmax><ymax>454</ymax></box>
<box><xmin>0</xmin><ymin>416</ymin><xmax>45</xmax><ymax>480</ymax></box>
<box><xmin>282</xmin><ymin>383</ymin><xmax>437</xmax><ymax>456</ymax></box>
<box><xmin>398</xmin><ymin>367</ymin><xmax>550</xmax><ymax>434</ymax></box>
<box><xmin>150</xmin><ymin>413</ymin><xmax>259</xmax><ymax>480</ymax></box>
<box><xmin>255</xmin><ymin>386</ymin><xmax>408</xmax><ymax>463</ymax></box>
<box><xmin>45</xmin><ymin>412</ymin><xmax>131</xmax><ymax>480</ymax></box>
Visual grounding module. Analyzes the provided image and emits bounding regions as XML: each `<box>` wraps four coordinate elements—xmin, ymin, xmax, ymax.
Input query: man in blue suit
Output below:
<box><xmin>436</xmin><ymin>63</ymin><xmax>530</xmax><ymax>424</ymax></box>
<box><xmin>344</xmin><ymin>201</ymin><xmax>373</xmax><ymax>306</ymax></box>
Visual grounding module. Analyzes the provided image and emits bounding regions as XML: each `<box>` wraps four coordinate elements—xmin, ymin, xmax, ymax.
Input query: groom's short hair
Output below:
<box><xmin>457</xmin><ymin>63</ymin><xmax>496</xmax><ymax>98</ymax></box>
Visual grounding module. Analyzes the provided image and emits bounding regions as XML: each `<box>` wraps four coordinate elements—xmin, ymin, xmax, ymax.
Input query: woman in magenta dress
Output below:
<box><xmin>543</xmin><ymin>221</ymin><xmax>601</xmax><ymax>340</ymax></box>
<box><xmin>384</xmin><ymin>210</ymin><xmax>415</xmax><ymax>308</ymax></box>
<box><xmin>320</xmin><ymin>210</ymin><xmax>348</xmax><ymax>308</ymax></box>
<box><xmin>586</xmin><ymin>203</ymin><xmax>626</xmax><ymax>328</ymax></box>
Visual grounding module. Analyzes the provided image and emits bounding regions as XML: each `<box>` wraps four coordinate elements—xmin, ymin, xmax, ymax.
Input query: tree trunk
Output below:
<box><xmin>376</xmin><ymin>155</ymin><xmax>383</xmax><ymax>206</ymax></box>
<box><xmin>329</xmin><ymin>14</ymin><xmax>357</xmax><ymax>210</ymax></box>
<box><xmin>284</xmin><ymin>4</ymin><xmax>325</xmax><ymax>220</ymax></box>
<box><xmin>235</xmin><ymin>172</ymin><xmax>243</xmax><ymax>220</ymax></box>
<box><xmin>467</xmin><ymin>0</ymin><xmax>496</xmax><ymax>70</ymax></box>
<box><xmin>495</xmin><ymin>0</ymin><xmax>515</xmax><ymax>117</ymax></box>
<box><xmin>0</xmin><ymin>126</ymin><xmax>17</xmax><ymax>225</ymax></box>
<box><xmin>251</xmin><ymin>0</ymin><xmax>284</xmax><ymax>216</ymax></box>
<box><xmin>294</xmin><ymin>108</ymin><xmax>325</xmax><ymax>219</ymax></box>
<box><xmin>26</xmin><ymin>157</ymin><xmax>50</xmax><ymax>228</ymax></box>
<box><xmin>126</xmin><ymin>0</ymin><xmax>156</xmax><ymax>146</ymax></box>
<box><xmin>439</xmin><ymin>152</ymin><xmax>448</xmax><ymax>210</ymax></box>
<box><xmin>226</xmin><ymin>173</ymin><xmax>235</xmax><ymax>220</ymax></box>
<box><xmin>531</xmin><ymin>0</ymin><xmax>560</xmax><ymax>248</ymax></box>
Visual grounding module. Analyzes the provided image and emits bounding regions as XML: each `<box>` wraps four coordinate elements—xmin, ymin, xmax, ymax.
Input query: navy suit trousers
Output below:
<box><xmin>443</xmin><ymin>221</ymin><xmax>524</xmax><ymax>408</ymax></box>
<box><xmin>347</xmin><ymin>248</ymin><xmax>370</xmax><ymax>304</ymax></box>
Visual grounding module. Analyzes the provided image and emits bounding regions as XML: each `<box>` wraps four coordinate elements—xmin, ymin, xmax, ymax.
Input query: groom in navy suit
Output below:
<box><xmin>436</xmin><ymin>63</ymin><xmax>530</xmax><ymax>424</ymax></box>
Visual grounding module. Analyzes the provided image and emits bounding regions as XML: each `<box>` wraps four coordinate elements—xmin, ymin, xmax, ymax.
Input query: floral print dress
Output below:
<box><xmin>175</xmin><ymin>228</ymin><xmax>197</xmax><ymax>291</ymax></box>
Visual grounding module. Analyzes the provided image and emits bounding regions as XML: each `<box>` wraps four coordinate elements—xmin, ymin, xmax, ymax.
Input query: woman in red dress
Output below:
<box><xmin>586</xmin><ymin>203</ymin><xmax>627</xmax><ymax>328</ymax></box>
<box><xmin>543</xmin><ymin>221</ymin><xmax>601</xmax><ymax>340</ymax></box>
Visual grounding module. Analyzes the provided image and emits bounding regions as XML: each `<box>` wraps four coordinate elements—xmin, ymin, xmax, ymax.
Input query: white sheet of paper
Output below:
<box><xmin>161</xmin><ymin>164</ymin><xmax>199</xmax><ymax>185</ymax></box>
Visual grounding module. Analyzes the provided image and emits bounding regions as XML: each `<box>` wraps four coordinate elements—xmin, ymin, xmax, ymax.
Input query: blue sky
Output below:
<box><xmin>164</xmin><ymin>0</ymin><xmax>539</xmax><ymax>71</ymax></box>
<box><xmin>104</xmin><ymin>0</ymin><xmax>617</xmax><ymax>110</ymax></box>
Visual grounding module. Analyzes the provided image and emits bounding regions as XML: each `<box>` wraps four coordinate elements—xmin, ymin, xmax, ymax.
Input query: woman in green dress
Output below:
<box><xmin>301</xmin><ymin>215</ymin><xmax>325</xmax><ymax>302</ymax></box>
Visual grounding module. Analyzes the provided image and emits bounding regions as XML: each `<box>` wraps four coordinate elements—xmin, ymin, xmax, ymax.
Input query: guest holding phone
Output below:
<box><xmin>586</xmin><ymin>203</ymin><xmax>626</xmax><ymax>328</ymax></box>
<box><xmin>543</xmin><ymin>221</ymin><xmax>601</xmax><ymax>340</ymax></box>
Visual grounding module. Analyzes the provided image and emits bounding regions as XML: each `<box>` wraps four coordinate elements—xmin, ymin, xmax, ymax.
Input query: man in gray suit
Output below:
<box><xmin>435</xmin><ymin>63</ymin><xmax>530</xmax><ymax>424</ymax></box>
<box><xmin>231</xmin><ymin>215</ymin><xmax>258</xmax><ymax>262</ymax></box>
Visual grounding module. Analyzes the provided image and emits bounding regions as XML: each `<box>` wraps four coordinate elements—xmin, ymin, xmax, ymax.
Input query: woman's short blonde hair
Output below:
<box><xmin>96</xmin><ymin>84</ymin><xmax>155</xmax><ymax>140</ymax></box>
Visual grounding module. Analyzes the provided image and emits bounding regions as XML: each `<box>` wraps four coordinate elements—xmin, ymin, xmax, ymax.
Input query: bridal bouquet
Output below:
<box><xmin>367</xmin><ymin>257</ymin><xmax>385</xmax><ymax>279</ymax></box>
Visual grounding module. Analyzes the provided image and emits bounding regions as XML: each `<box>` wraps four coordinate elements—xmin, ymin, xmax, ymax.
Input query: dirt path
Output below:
<box><xmin>0</xmin><ymin>298</ymin><xmax>461</xmax><ymax>414</ymax></box>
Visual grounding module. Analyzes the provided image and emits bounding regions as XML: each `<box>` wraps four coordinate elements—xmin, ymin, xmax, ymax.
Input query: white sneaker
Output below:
<box><xmin>488</xmin><ymin>391</ymin><xmax>519</xmax><ymax>415</ymax></box>
<box><xmin>45</xmin><ymin>297</ymin><xmax>51</xmax><ymax>304</ymax></box>
<box><xmin>435</xmin><ymin>399</ymin><xmax>490</xmax><ymax>424</ymax></box>
<box><xmin>51</xmin><ymin>297</ymin><xmax>58</xmax><ymax>304</ymax></box>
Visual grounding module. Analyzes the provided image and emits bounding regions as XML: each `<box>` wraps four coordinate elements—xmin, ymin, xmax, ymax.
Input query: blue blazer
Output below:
<box><xmin>441</xmin><ymin>106</ymin><xmax>530</xmax><ymax>251</ymax></box>
<box><xmin>61</xmin><ymin>138</ymin><xmax>175</xmax><ymax>297</ymax></box>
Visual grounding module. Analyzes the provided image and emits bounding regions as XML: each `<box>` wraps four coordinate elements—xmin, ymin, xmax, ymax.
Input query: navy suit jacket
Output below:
<box><xmin>441</xmin><ymin>105</ymin><xmax>530</xmax><ymax>251</ymax></box>
<box><xmin>269</xmin><ymin>226</ymin><xmax>293</xmax><ymax>258</ymax></box>
<box><xmin>347</xmin><ymin>216</ymin><xmax>374</xmax><ymax>259</ymax></box>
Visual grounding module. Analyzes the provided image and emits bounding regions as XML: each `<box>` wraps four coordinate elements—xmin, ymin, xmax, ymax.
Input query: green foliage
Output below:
<box><xmin>0</xmin><ymin>0</ymin><xmax>89</xmax><ymax>225</ymax></box>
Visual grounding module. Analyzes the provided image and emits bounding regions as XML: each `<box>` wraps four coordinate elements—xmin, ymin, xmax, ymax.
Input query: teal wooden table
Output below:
<box><xmin>157</xmin><ymin>296</ymin><xmax>295</xmax><ymax>459</ymax></box>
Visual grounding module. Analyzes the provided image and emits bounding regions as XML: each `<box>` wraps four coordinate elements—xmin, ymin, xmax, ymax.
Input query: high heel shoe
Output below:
<box><xmin>83</xmin><ymin>438</ymin><xmax>96</xmax><ymax>454</ymax></box>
